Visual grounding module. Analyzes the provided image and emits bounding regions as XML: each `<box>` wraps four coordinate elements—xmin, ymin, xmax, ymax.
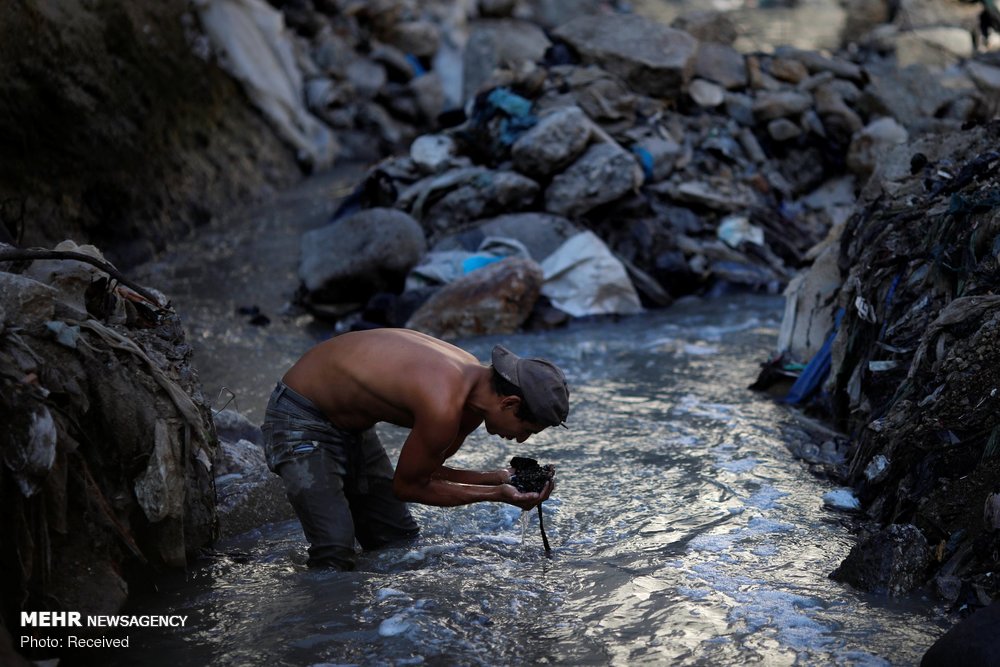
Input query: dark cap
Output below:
<box><xmin>491</xmin><ymin>345</ymin><xmax>569</xmax><ymax>428</ymax></box>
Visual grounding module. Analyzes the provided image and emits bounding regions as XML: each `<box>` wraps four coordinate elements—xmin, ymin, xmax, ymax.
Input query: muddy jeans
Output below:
<box><xmin>261</xmin><ymin>382</ymin><xmax>419</xmax><ymax>569</ymax></box>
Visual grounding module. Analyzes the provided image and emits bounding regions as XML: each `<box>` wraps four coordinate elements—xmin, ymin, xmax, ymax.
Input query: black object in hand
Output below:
<box><xmin>509</xmin><ymin>456</ymin><xmax>554</xmax><ymax>493</ymax></box>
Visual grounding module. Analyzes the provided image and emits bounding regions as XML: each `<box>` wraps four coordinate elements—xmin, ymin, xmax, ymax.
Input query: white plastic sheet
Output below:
<box><xmin>195</xmin><ymin>0</ymin><xmax>336</xmax><ymax>168</ymax></box>
<box><xmin>540</xmin><ymin>231</ymin><xmax>642</xmax><ymax>318</ymax></box>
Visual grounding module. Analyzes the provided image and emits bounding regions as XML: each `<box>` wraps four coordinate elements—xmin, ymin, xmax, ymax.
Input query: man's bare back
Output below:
<box><xmin>282</xmin><ymin>328</ymin><xmax>483</xmax><ymax>434</ymax></box>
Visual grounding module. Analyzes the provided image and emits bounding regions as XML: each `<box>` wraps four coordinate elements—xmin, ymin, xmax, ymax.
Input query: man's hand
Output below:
<box><xmin>500</xmin><ymin>477</ymin><xmax>555</xmax><ymax>511</ymax></box>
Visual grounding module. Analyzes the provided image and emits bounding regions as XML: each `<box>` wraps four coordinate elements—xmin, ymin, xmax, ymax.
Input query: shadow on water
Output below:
<box><xmin>114</xmin><ymin>168</ymin><xmax>953</xmax><ymax>666</ymax></box>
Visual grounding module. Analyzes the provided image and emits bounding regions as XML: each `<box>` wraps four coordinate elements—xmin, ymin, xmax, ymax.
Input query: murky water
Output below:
<box><xmin>129</xmin><ymin>215</ymin><xmax>949</xmax><ymax>665</ymax></box>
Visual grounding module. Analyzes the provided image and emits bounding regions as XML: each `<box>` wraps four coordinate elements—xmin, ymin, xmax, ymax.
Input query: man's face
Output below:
<box><xmin>485</xmin><ymin>398</ymin><xmax>546</xmax><ymax>443</ymax></box>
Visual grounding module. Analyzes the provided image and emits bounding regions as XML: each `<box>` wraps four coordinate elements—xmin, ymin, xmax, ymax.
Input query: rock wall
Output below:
<box><xmin>0</xmin><ymin>0</ymin><xmax>300</xmax><ymax>267</ymax></box>
<box><xmin>778</xmin><ymin>121</ymin><xmax>1000</xmax><ymax>607</ymax></box>
<box><xmin>0</xmin><ymin>245</ymin><xmax>217</xmax><ymax>656</ymax></box>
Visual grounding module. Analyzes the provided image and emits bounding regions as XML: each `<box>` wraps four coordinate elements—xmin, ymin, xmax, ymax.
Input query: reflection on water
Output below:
<box><xmin>101</xmin><ymin>295</ymin><xmax>947</xmax><ymax>667</ymax></box>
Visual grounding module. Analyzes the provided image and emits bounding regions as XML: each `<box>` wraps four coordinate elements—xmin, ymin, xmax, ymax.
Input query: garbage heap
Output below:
<box><xmin>771</xmin><ymin>121</ymin><xmax>1000</xmax><ymax>605</ymax></box>
<box><xmin>0</xmin><ymin>243</ymin><xmax>217</xmax><ymax>642</ymax></box>
<box><xmin>292</xmin><ymin>11</ymin><xmax>996</xmax><ymax>336</ymax></box>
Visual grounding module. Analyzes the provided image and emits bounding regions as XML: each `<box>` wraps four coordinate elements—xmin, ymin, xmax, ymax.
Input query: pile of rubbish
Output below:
<box><xmin>279</xmin><ymin>5</ymin><xmax>1000</xmax><ymax>335</ymax></box>
<box><xmin>762</xmin><ymin>121</ymin><xmax>1000</xmax><ymax>607</ymax></box>
<box><xmin>0</xmin><ymin>243</ymin><xmax>217</xmax><ymax>634</ymax></box>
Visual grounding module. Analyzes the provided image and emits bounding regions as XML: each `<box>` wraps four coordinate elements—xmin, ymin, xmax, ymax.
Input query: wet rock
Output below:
<box><xmin>410</xmin><ymin>71</ymin><xmax>446</xmax><ymax>121</ymax></box>
<box><xmin>0</xmin><ymin>273</ymin><xmax>57</xmax><ymax>329</ymax></box>
<box><xmin>668</xmin><ymin>179</ymin><xmax>756</xmax><ymax>212</ymax></box>
<box><xmin>830</xmin><ymin>523</ymin><xmax>930</xmax><ymax>595</ymax></box>
<box><xmin>860</xmin><ymin>62</ymin><xmax>964</xmax><ymax>132</ymax></box>
<box><xmin>965</xmin><ymin>60</ymin><xmax>1000</xmax><ymax>96</ymax></box>
<box><xmin>689</xmin><ymin>78</ymin><xmax>725</xmax><ymax>108</ymax></box>
<box><xmin>752</xmin><ymin>90</ymin><xmax>814</xmax><ymax>121</ymax></box>
<box><xmin>553</xmin><ymin>14</ymin><xmax>698</xmax><ymax>99</ymax></box>
<box><xmin>814</xmin><ymin>83</ymin><xmax>864</xmax><ymax>142</ymax></box>
<box><xmin>545</xmin><ymin>143</ymin><xmax>642</xmax><ymax>218</ymax></box>
<box><xmin>412</xmin><ymin>169</ymin><xmax>540</xmax><ymax>236</ymax></box>
<box><xmin>213</xmin><ymin>409</ymin><xmax>262</xmax><ymax>447</ymax></box>
<box><xmin>345</xmin><ymin>57</ymin><xmax>388</xmax><ymax>100</ymax></box>
<box><xmin>463</xmin><ymin>19</ymin><xmax>551</xmax><ymax>102</ymax></box>
<box><xmin>299</xmin><ymin>207</ymin><xmax>427</xmax><ymax>306</ymax></box>
<box><xmin>214</xmin><ymin>437</ymin><xmax>292</xmax><ymax>538</ymax></box>
<box><xmin>511</xmin><ymin>106</ymin><xmax>592</xmax><ymax>178</ymax></box>
<box><xmin>769</xmin><ymin>56</ymin><xmax>810</xmax><ymax>84</ymax></box>
<box><xmin>479</xmin><ymin>0</ymin><xmax>516</xmax><ymax>18</ymax></box>
<box><xmin>671</xmin><ymin>10</ymin><xmax>739</xmax><ymax>46</ymax></box>
<box><xmin>846</xmin><ymin>117</ymin><xmax>909</xmax><ymax>178</ymax></box>
<box><xmin>725</xmin><ymin>92</ymin><xmax>757</xmax><ymax>126</ymax></box>
<box><xmin>410</xmin><ymin>133</ymin><xmax>459</xmax><ymax>174</ymax></box>
<box><xmin>774</xmin><ymin>46</ymin><xmax>864</xmax><ymax>82</ymax></box>
<box><xmin>431</xmin><ymin>212</ymin><xmax>579</xmax><ymax>262</ymax></box>
<box><xmin>894</xmin><ymin>27</ymin><xmax>973</xmax><ymax>70</ymax></box>
<box><xmin>768</xmin><ymin>118</ymin><xmax>802</xmax><ymax>142</ymax></box>
<box><xmin>694</xmin><ymin>42</ymin><xmax>747</xmax><ymax>90</ymax></box>
<box><xmin>544</xmin><ymin>67</ymin><xmax>638</xmax><ymax>134</ymax></box>
<box><xmin>632</xmin><ymin>135</ymin><xmax>683</xmax><ymax>181</ymax></box>
<box><xmin>383</xmin><ymin>20</ymin><xmax>441</xmax><ymax>59</ymax></box>
<box><xmin>405</xmin><ymin>257</ymin><xmax>543</xmax><ymax>338</ymax></box>
<box><xmin>521</xmin><ymin>0</ymin><xmax>605</xmax><ymax>29</ymax></box>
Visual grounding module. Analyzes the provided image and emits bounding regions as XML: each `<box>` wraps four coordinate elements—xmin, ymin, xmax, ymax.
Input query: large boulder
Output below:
<box><xmin>405</xmin><ymin>257</ymin><xmax>543</xmax><ymax>339</ymax></box>
<box><xmin>830</xmin><ymin>523</ymin><xmax>930</xmax><ymax>595</ymax></box>
<box><xmin>553</xmin><ymin>14</ymin><xmax>698</xmax><ymax>99</ymax></box>
<box><xmin>511</xmin><ymin>106</ymin><xmax>593</xmax><ymax>178</ymax></box>
<box><xmin>545</xmin><ymin>143</ymin><xmax>642</xmax><ymax>218</ymax></box>
<box><xmin>462</xmin><ymin>19</ymin><xmax>551</xmax><ymax>102</ymax></box>
<box><xmin>431</xmin><ymin>212</ymin><xmax>580</xmax><ymax>262</ymax></box>
<box><xmin>298</xmin><ymin>208</ymin><xmax>427</xmax><ymax>305</ymax></box>
<box><xmin>398</xmin><ymin>167</ymin><xmax>541</xmax><ymax>236</ymax></box>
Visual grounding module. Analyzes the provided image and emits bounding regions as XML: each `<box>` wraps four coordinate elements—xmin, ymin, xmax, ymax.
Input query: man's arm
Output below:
<box><xmin>392</xmin><ymin>411</ymin><xmax>544</xmax><ymax>509</ymax></box>
<box><xmin>431</xmin><ymin>465</ymin><xmax>510</xmax><ymax>486</ymax></box>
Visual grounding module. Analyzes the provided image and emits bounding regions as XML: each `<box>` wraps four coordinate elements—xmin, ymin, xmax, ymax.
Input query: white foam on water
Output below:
<box><xmin>744</xmin><ymin>486</ymin><xmax>789</xmax><ymax>510</ymax></box>
<box><xmin>376</xmin><ymin>588</ymin><xmax>410</xmax><ymax>601</ymax></box>
<box><xmin>683</xmin><ymin>343</ymin><xmax>720</xmax><ymax>355</ymax></box>
<box><xmin>378</xmin><ymin>613</ymin><xmax>411</xmax><ymax>637</ymax></box>
<box><xmin>822</xmin><ymin>488</ymin><xmax>861</xmax><ymax>512</ymax></box>
<box><xmin>399</xmin><ymin>543</ymin><xmax>462</xmax><ymax>563</ymax></box>
<box><xmin>717</xmin><ymin>456</ymin><xmax>761</xmax><ymax>473</ymax></box>
<box><xmin>746</xmin><ymin>516</ymin><xmax>794</xmax><ymax>534</ymax></box>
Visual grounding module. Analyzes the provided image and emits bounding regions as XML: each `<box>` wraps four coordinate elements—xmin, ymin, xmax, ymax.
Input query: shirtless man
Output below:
<box><xmin>261</xmin><ymin>328</ymin><xmax>569</xmax><ymax>569</ymax></box>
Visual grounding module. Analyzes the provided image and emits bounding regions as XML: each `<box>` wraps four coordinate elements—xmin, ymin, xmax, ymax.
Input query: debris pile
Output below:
<box><xmin>765</xmin><ymin>121</ymin><xmax>1000</xmax><ymax>606</ymax></box>
<box><xmin>288</xmin><ymin>9</ymin><xmax>997</xmax><ymax>336</ymax></box>
<box><xmin>0</xmin><ymin>243</ymin><xmax>217</xmax><ymax>635</ymax></box>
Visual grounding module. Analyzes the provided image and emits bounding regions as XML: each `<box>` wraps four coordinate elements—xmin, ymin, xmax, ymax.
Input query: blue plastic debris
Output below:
<box><xmin>484</xmin><ymin>88</ymin><xmax>536</xmax><ymax>147</ymax></box>
<box><xmin>632</xmin><ymin>146</ymin><xmax>655</xmax><ymax>180</ymax></box>
<box><xmin>405</xmin><ymin>53</ymin><xmax>427</xmax><ymax>77</ymax></box>
<box><xmin>783</xmin><ymin>308</ymin><xmax>845</xmax><ymax>405</ymax></box>
<box><xmin>461</xmin><ymin>255</ymin><xmax>503</xmax><ymax>274</ymax></box>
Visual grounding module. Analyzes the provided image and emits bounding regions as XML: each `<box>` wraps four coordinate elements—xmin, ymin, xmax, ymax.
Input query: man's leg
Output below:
<box><xmin>347</xmin><ymin>429</ymin><xmax>420</xmax><ymax>551</ymax></box>
<box><xmin>278</xmin><ymin>449</ymin><xmax>358</xmax><ymax>569</ymax></box>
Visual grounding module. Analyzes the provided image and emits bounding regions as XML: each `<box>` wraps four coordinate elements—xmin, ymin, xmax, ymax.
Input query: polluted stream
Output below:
<box><xmin>110</xmin><ymin>170</ymin><xmax>952</xmax><ymax>666</ymax></box>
